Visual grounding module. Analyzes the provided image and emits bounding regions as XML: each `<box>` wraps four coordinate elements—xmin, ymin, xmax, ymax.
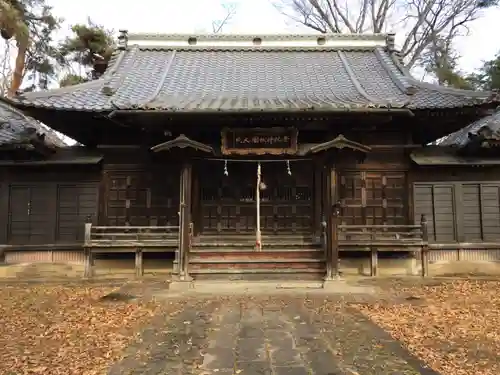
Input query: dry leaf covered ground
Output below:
<box><xmin>358</xmin><ymin>279</ymin><xmax>500</xmax><ymax>375</ymax></box>
<box><xmin>0</xmin><ymin>282</ymin><xmax>181</xmax><ymax>375</ymax></box>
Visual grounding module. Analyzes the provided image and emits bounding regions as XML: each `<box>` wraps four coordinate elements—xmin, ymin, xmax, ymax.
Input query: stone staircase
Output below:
<box><xmin>187</xmin><ymin>233</ymin><xmax>325</xmax><ymax>280</ymax></box>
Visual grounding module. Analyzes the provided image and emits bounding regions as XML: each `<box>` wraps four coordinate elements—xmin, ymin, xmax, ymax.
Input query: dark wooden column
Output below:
<box><xmin>191</xmin><ymin>163</ymin><xmax>200</xmax><ymax>235</ymax></box>
<box><xmin>313</xmin><ymin>158</ymin><xmax>323</xmax><ymax>241</ymax></box>
<box><xmin>325</xmin><ymin>165</ymin><xmax>340</xmax><ymax>280</ymax></box>
<box><xmin>178</xmin><ymin>161</ymin><xmax>193</xmax><ymax>280</ymax></box>
<box><xmin>0</xmin><ymin>170</ymin><xmax>9</xmax><ymax>244</ymax></box>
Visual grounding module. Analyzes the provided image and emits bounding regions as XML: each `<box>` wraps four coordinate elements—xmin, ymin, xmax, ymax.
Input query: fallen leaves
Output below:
<box><xmin>0</xmin><ymin>282</ymin><xmax>167</xmax><ymax>375</ymax></box>
<box><xmin>357</xmin><ymin>280</ymin><xmax>500</xmax><ymax>375</ymax></box>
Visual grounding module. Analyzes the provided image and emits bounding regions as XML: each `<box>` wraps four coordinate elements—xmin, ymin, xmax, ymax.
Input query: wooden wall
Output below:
<box><xmin>338</xmin><ymin>170</ymin><xmax>408</xmax><ymax>226</ymax></box>
<box><xmin>411</xmin><ymin>166</ymin><xmax>500</xmax><ymax>243</ymax></box>
<box><xmin>0</xmin><ymin>166</ymin><xmax>100</xmax><ymax>247</ymax></box>
<box><xmin>0</xmin><ymin>149</ymin><xmax>183</xmax><ymax>248</ymax></box>
<box><xmin>99</xmin><ymin>149</ymin><xmax>181</xmax><ymax>227</ymax></box>
<box><xmin>1</xmin><ymin>143</ymin><xmax>499</xmax><ymax>251</ymax></box>
<box><xmin>333</xmin><ymin>148</ymin><xmax>410</xmax><ymax>226</ymax></box>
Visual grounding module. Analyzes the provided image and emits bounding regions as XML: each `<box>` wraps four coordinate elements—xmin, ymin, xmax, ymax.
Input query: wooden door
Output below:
<box><xmin>259</xmin><ymin>161</ymin><xmax>313</xmax><ymax>233</ymax></box>
<box><xmin>199</xmin><ymin>162</ymin><xmax>256</xmax><ymax>233</ymax></box>
<box><xmin>198</xmin><ymin>160</ymin><xmax>314</xmax><ymax>235</ymax></box>
<box><xmin>8</xmin><ymin>184</ymin><xmax>52</xmax><ymax>244</ymax></box>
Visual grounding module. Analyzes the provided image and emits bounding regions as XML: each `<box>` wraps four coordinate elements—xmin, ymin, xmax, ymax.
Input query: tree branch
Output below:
<box><xmin>212</xmin><ymin>2</ymin><xmax>239</xmax><ymax>33</ymax></box>
<box><xmin>276</xmin><ymin>0</ymin><xmax>499</xmax><ymax>73</ymax></box>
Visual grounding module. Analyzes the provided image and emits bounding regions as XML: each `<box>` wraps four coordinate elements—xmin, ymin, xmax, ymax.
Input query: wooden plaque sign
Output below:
<box><xmin>221</xmin><ymin>127</ymin><xmax>298</xmax><ymax>155</ymax></box>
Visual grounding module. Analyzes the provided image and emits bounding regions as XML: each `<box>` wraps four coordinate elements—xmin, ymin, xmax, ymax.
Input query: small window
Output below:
<box><xmin>187</xmin><ymin>37</ymin><xmax>197</xmax><ymax>45</ymax></box>
<box><xmin>317</xmin><ymin>37</ymin><xmax>326</xmax><ymax>45</ymax></box>
<box><xmin>253</xmin><ymin>37</ymin><xmax>262</xmax><ymax>45</ymax></box>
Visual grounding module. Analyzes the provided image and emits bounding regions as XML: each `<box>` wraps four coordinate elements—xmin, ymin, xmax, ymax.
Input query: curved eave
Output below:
<box><xmin>382</xmin><ymin>49</ymin><xmax>497</xmax><ymax>104</ymax></box>
<box><xmin>110</xmin><ymin>106</ymin><xmax>414</xmax><ymax>115</ymax></box>
<box><xmin>0</xmin><ymin>49</ymin><xmax>129</xmax><ymax>112</ymax></box>
<box><xmin>4</xmin><ymin>42</ymin><xmax>498</xmax><ymax>114</ymax></box>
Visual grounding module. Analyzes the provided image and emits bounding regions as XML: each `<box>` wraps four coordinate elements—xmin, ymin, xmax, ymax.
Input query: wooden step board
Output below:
<box><xmin>193</xmin><ymin>234</ymin><xmax>321</xmax><ymax>248</ymax></box>
<box><xmin>185</xmin><ymin>245</ymin><xmax>326</xmax><ymax>280</ymax></box>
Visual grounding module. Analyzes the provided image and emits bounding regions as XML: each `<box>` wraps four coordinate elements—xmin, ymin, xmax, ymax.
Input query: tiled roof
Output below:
<box><xmin>411</xmin><ymin>147</ymin><xmax>500</xmax><ymax>166</ymax></box>
<box><xmin>437</xmin><ymin>109</ymin><xmax>500</xmax><ymax>147</ymax></box>
<box><xmin>4</xmin><ymin>33</ymin><xmax>498</xmax><ymax>113</ymax></box>
<box><xmin>0</xmin><ymin>101</ymin><xmax>65</xmax><ymax>147</ymax></box>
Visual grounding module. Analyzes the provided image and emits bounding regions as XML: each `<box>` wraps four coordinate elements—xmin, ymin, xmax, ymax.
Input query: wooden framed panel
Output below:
<box><xmin>221</xmin><ymin>127</ymin><xmax>298</xmax><ymax>155</ymax></box>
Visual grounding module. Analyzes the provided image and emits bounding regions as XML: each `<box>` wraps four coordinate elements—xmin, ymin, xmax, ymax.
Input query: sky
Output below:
<box><xmin>43</xmin><ymin>0</ymin><xmax>500</xmax><ymax>74</ymax></box>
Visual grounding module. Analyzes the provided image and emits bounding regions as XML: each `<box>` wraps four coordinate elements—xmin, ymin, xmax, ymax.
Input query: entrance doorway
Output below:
<box><xmin>196</xmin><ymin>159</ymin><xmax>313</xmax><ymax>235</ymax></box>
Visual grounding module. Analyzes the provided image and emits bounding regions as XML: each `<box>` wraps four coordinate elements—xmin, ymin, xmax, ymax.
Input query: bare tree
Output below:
<box><xmin>0</xmin><ymin>41</ymin><xmax>12</xmax><ymax>95</ymax></box>
<box><xmin>274</xmin><ymin>0</ymin><xmax>498</xmax><ymax>70</ymax></box>
<box><xmin>212</xmin><ymin>1</ymin><xmax>239</xmax><ymax>33</ymax></box>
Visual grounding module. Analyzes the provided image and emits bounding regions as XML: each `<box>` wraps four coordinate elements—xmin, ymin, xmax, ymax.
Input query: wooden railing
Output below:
<box><xmin>335</xmin><ymin>215</ymin><xmax>429</xmax><ymax>276</ymax></box>
<box><xmin>84</xmin><ymin>225</ymin><xmax>180</xmax><ymax>248</ymax></box>
<box><xmin>83</xmin><ymin>220</ymin><xmax>180</xmax><ymax>278</ymax></box>
<box><xmin>323</xmin><ymin>209</ymin><xmax>429</xmax><ymax>278</ymax></box>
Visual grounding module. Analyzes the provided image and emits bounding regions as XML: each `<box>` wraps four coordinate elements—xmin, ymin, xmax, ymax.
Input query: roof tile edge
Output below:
<box><xmin>121</xmin><ymin>31</ymin><xmax>389</xmax><ymax>49</ymax></box>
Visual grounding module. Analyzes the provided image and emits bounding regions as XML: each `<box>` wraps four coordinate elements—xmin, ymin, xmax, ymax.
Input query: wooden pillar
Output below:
<box><xmin>313</xmin><ymin>158</ymin><xmax>323</xmax><ymax>241</ymax></box>
<box><xmin>325</xmin><ymin>166</ymin><xmax>340</xmax><ymax>280</ymax></box>
<box><xmin>83</xmin><ymin>216</ymin><xmax>93</xmax><ymax>278</ymax></box>
<box><xmin>420</xmin><ymin>214</ymin><xmax>429</xmax><ymax>277</ymax></box>
<box><xmin>191</xmin><ymin>163</ymin><xmax>200</xmax><ymax>235</ymax></box>
<box><xmin>370</xmin><ymin>231</ymin><xmax>377</xmax><ymax>276</ymax></box>
<box><xmin>0</xmin><ymin>178</ymin><xmax>9</xmax><ymax>244</ymax></box>
<box><xmin>135</xmin><ymin>248</ymin><xmax>144</xmax><ymax>277</ymax></box>
<box><xmin>178</xmin><ymin>162</ymin><xmax>193</xmax><ymax>280</ymax></box>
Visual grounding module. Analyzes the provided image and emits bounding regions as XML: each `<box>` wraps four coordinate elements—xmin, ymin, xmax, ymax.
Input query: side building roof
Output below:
<box><xmin>437</xmin><ymin>108</ymin><xmax>500</xmax><ymax>147</ymax></box>
<box><xmin>2</xmin><ymin>33</ymin><xmax>498</xmax><ymax>113</ymax></box>
<box><xmin>0</xmin><ymin>101</ymin><xmax>66</xmax><ymax>147</ymax></box>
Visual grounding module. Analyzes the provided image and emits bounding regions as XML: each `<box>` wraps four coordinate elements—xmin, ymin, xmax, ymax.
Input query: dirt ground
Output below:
<box><xmin>1</xmin><ymin>263</ymin><xmax>499</xmax><ymax>375</ymax></box>
<box><xmin>0</xmin><ymin>281</ymin><xmax>182</xmax><ymax>375</ymax></box>
<box><xmin>357</xmin><ymin>278</ymin><xmax>500</xmax><ymax>375</ymax></box>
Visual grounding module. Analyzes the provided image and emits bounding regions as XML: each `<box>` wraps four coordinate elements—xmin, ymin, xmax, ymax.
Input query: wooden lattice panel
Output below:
<box><xmin>339</xmin><ymin>171</ymin><xmax>407</xmax><ymax>226</ymax></box>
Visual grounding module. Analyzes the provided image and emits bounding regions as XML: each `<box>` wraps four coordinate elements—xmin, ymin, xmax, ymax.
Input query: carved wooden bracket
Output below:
<box><xmin>305</xmin><ymin>134</ymin><xmax>371</xmax><ymax>154</ymax></box>
<box><xmin>150</xmin><ymin>134</ymin><xmax>214</xmax><ymax>154</ymax></box>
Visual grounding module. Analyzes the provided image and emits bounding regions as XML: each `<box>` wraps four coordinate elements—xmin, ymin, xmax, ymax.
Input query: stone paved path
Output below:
<box><xmin>108</xmin><ymin>295</ymin><xmax>439</xmax><ymax>375</ymax></box>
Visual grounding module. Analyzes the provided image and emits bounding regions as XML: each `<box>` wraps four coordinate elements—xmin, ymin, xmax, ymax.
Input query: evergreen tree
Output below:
<box><xmin>57</xmin><ymin>19</ymin><xmax>114</xmax><ymax>87</ymax></box>
<box><xmin>466</xmin><ymin>52</ymin><xmax>500</xmax><ymax>90</ymax></box>
<box><xmin>0</xmin><ymin>0</ymin><xmax>60</xmax><ymax>95</ymax></box>
<box><xmin>420</xmin><ymin>36</ymin><xmax>473</xmax><ymax>89</ymax></box>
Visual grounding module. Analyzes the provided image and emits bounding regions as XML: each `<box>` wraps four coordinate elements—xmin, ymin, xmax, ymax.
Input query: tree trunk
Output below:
<box><xmin>8</xmin><ymin>37</ymin><xmax>27</xmax><ymax>97</ymax></box>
